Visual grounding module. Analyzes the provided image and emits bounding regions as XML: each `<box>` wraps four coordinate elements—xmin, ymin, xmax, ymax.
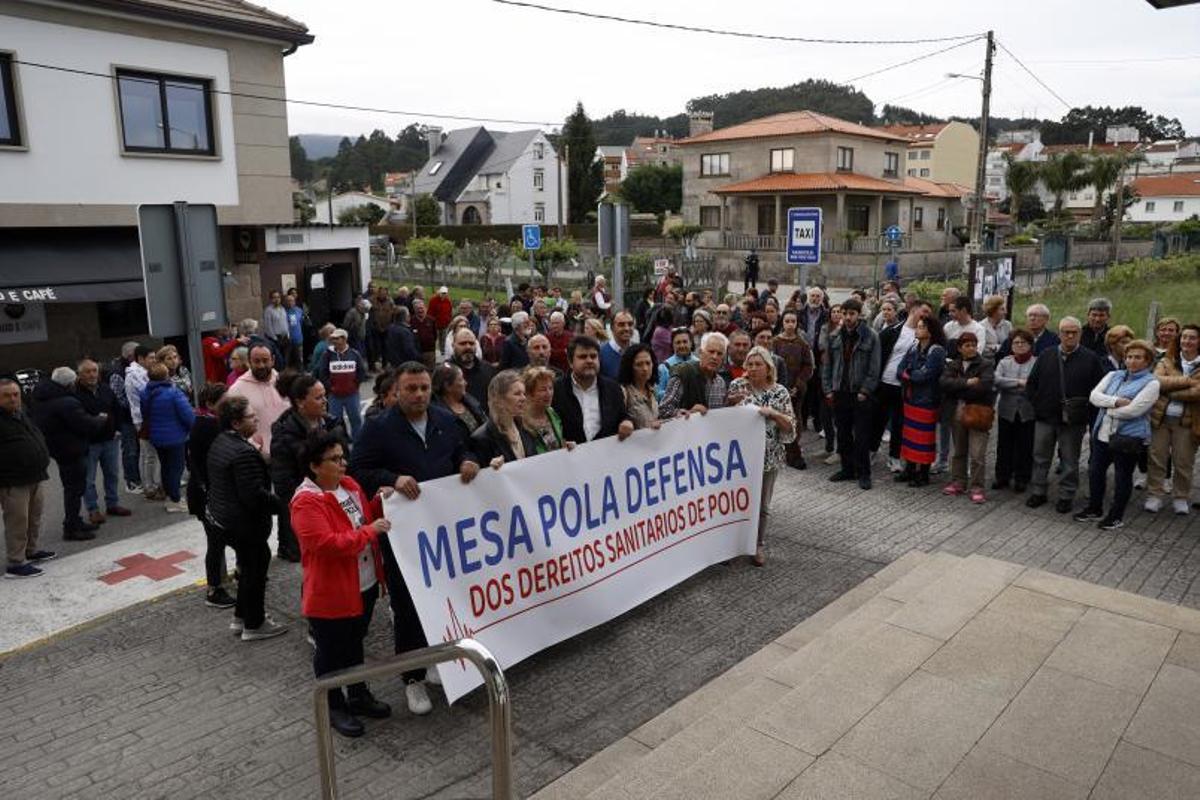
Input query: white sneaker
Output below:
<box><xmin>406</xmin><ymin>681</ymin><xmax>433</xmax><ymax>715</ymax></box>
<box><xmin>823</xmin><ymin>452</ymin><xmax>840</xmax><ymax>466</ymax></box>
<box><xmin>425</xmin><ymin>667</ymin><xmax>442</xmax><ymax>686</ymax></box>
<box><xmin>1134</xmin><ymin>473</ymin><xmax>1147</xmax><ymax>490</ymax></box>
<box><xmin>1174</xmin><ymin>499</ymin><xmax>1191</xmax><ymax>516</ymax></box>
<box><xmin>818</xmin><ymin>430</ymin><xmax>825</xmax><ymax>439</ymax></box>
<box><xmin>887</xmin><ymin>457</ymin><xmax>903</xmax><ymax>474</ymax></box>
<box><xmin>881</xmin><ymin>430</ymin><xmax>891</xmax><ymax>444</ymax></box>
<box><xmin>165</xmin><ymin>500</ymin><xmax>187</xmax><ymax>513</ymax></box>
<box><xmin>931</xmin><ymin>462</ymin><xmax>947</xmax><ymax>475</ymax></box>
<box><xmin>230</xmin><ymin>617</ymin><xmax>245</xmax><ymax>635</ymax></box>
<box><xmin>241</xmin><ymin>617</ymin><xmax>288</xmax><ymax>641</ymax></box>
<box><xmin>1144</xmin><ymin>496</ymin><xmax>1162</xmax><ymax>513</ymax></box>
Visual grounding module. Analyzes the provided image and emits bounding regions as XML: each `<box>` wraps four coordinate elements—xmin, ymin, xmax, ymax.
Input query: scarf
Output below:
<box><xmin>1012</xmin><ymin>351</ymin><xmax>1033</xmax><ymax>364</ymax></box>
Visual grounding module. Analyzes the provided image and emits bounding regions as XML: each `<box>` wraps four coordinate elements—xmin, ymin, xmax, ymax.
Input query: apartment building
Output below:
<box><xmin>878</xmin><ymin>121</ymin><xmax>979</xmax><ymax>188</ymax></box>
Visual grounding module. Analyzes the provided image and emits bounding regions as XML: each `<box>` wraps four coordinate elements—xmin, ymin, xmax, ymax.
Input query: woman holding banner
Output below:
<box><xmin>471</xmin><ymin>370</ymin><xmax>539</xmax><ymax>468</ymax></box>
<box><xmin>291</xmin><ymin>430</ymin><xmax>392</xmax><ymax>739</ymax></box>
<box><xmin>618</xmin><ymin>344</ymin><xmax>662</xmax><ymax>431</ymax></box>
<box><xmin>521</xmin><ymin>367</ymin><xmax>572</xmax><ymax>454</ymax></box>
<box><xmin>729</xmin><ymin>346</ymin><xmax>796</xmax><ymax>567</ymax></box>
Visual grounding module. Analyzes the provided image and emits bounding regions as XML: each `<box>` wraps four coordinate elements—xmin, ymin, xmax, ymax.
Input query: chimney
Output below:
<box><xmin>427</xmin><ymin>126</ymin><xmax>443</xmax><ymax>160</ymax></box>
<box><xmin>688</xmin><ymin>111</ymin><xmax>714</xmax><ymax>138</ymax></box>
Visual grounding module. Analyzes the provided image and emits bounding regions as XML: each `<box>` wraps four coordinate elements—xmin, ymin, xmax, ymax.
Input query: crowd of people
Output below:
<box><xmin>2</xmin><ymin>270</ymin><xmax>1198</xmax><ymax>738</ymax></box>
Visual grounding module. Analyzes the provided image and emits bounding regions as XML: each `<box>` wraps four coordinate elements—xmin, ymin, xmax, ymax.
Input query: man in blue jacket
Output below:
<box><xmin>349</xmin><ymin>362</ymin><xmax>481</xmax><ymax>717</ymax></box>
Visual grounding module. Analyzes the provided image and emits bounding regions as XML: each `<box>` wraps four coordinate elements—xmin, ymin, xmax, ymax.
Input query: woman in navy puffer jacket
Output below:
<box><xmin>142</xmin><ymin>361</ymin><xmax>195</xmax><ymax>510</ymax></box>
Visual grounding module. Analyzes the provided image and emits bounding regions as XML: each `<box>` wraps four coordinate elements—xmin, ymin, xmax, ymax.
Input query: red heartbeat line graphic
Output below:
<box><xmin>442</xmin><ymin>598</ymin><xmax>476</xmax><ymax>671</ymax></box>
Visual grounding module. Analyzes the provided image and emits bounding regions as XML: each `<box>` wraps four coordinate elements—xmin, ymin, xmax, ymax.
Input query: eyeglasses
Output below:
<box><xmin>1060</xmin><ymin>330</ymin><xmax>1081</xmax><ymax>336</ymax></box>
<box><xmin>322</xmin><ymin>455</ymin><xmax>347</xmax><ymax>464</ymax></box>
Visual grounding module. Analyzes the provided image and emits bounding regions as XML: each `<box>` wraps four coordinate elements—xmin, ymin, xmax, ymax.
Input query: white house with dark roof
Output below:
<box><xmin>414</xmin><ymin>126</ymin><xmax>565</xmax><ymax>226</ymax></box>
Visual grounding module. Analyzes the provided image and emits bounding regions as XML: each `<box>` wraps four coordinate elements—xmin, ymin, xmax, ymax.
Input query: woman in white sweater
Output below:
<box><xmin>1075</xmin><ymin>339</ymin><xmax>1160</xmax><ymax>531</ymax></box>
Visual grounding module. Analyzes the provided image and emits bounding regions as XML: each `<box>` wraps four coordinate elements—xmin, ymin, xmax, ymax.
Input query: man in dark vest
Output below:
<box><xmin>659</xmin><ymin>331</ymin><xmax>744</xmax><ymax>418</ymax></box>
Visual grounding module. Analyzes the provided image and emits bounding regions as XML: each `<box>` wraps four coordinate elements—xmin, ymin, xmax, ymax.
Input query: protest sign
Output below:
<box><xmin>384</xmin><ymin>407</ymin><xmax>765</xmax><ymax>702</ymax></box>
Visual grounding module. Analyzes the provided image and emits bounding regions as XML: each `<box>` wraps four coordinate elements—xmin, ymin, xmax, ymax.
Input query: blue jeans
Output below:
<box><xmin>118</xmin><ymin>417</ymin><xmax>141</xmax><ymax>486</ymax></box>
<box><xmin>329</xmin><ymin>393</ymin><xmax>362</xmax><ymax>440</ymax></box>
<box><xmin>157</xmin><ymin>443</ymin><xmax>186</xmax><ymax>503</ymax></box>
<box><xmin>85</xmin><ymin>439</ymin><xmax>121</xmax><ymax>511</ymax></box>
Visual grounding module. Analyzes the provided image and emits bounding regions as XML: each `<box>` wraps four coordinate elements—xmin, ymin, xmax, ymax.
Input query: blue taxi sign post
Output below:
<box><xmin>786</xmin><ymin>207</ymin><xmax>821</xmax><ymax>291</ymax></box>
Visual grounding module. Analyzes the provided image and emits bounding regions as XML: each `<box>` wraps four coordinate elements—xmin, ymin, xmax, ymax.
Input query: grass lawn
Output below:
<box><xmin>1015</xmin><ymin>254</ymin><xmax>1200</xmax><ymax>332</ymax></box>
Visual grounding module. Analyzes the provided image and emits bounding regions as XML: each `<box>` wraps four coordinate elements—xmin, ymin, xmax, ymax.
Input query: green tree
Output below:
<box><xmin>337</xmin><ymin>204</ymin><xmax>386</xmax><ymax>227</ymax></box>
<box><xmin>1039</xmin><ymin>152</ymin><xmax>1090</xmax><ymax>219</ymax></box>
<box><xmin>292</xmin><ymin>192</ymin><xmax>315</xmax><ymax>224</ymax></box>
<box><xmin>413</xmin><ymin>194</ymin><xmax>441</xmax><ymax>226</ymax></box>
<box><xmin>289</xmin><ymin>136</ymin><xmax>312</xmax><ymax>182</ymax></box>
<box><xmin>461</xmin><ymin>239</ymin><xmax>508</xmax><ymax>295</ymax></box>
<box><xmin>564</xmin><ymin>102</ymin><xmax>603</xmax><ymax>223</ymax></box>
<box><xmin>1003</xmin><ymin>155</ymin><xmax>1042</xmax><ymax>229</ymax></box>
<box><xmin>619</xmin><ymin>163</ymin><xmax>682</xmax><ymax>218</ymax></box>
<box><xmin>407</xmin><ymin>236</ymin><xmax>456</xmax><ymax>284</ymax></box>
<box><xmin>512</xmin><ymin>237</ymin><xmax>579</xmax><ymax>284</ymax></box>
<box><xmin>1085</xmin><ymin>154</ymin><xmax>1127</xmax><ymax>227</ymax></box>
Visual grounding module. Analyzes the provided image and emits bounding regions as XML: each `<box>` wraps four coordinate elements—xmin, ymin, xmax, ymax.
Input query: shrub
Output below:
<box><xmin>903</xmin><ymin>278</ymin><xmax>965</xmax><ymax>305</ymax></box>
<box><xmin>1006</xmin><ymin>233</ymin><xmax>1036</xmax><ymax>246</ymax></box>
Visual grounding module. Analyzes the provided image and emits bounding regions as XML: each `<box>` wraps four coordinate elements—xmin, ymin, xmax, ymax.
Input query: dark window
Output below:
<box><xmin>837</xmin><ymin>147</ymin><xmax>854</xmax><ymax>172</ymax></box>
<box><xmin>97</xmin><ymin>300</ymin><xmax>149</xmax><ymax>339</ymax></box>
<box><xmin>0</xmin><ymin>53</ymin><xmax>21</xmax><ymax>147</ymax></box>
<box><xmin>699</xmin><ymin>205</ymin><xmax>721</xmax><ymax>228</ymax></box>
<box><xmin>700</xmin><ymin>153</ymin><xmax>729</xmax><ymax>176</ymax></box>
<box><xmin>884</xmin><ymin>152</ymin><xmax>899</xmax><ymax>177</ymax></box>
<box><xmin>936</xmin><ymin>208</ymin><xmax>946</xmax><ymax>231</ymax></box>
<box><xmin>116</xmin><ymin>70</ymin><xmax>214</xmax><ymax>155</ymax></box>
<box><xmin>913</xmin><ymin>207</ymin><xmax>924</xmax><ymax>230</ymax></box>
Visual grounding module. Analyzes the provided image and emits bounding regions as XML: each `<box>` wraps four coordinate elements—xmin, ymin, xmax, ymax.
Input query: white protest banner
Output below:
<box><xmin>384</xmin><ymin>407</ymin><xmax>765</xmax><ymax>702</ymax></box>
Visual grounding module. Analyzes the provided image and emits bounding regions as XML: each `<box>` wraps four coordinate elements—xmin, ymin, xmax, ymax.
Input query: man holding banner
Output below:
<box><xmin>349</xmin><ymin>362</ymin><xmax>482</xmax><ymax>716</ymax></box>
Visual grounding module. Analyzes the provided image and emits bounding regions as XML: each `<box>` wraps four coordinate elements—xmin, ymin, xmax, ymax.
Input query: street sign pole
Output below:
<box><xmin>613</xmin><ymin>203</ymin><xmax>624</xmax><ymax>313</ymax></box>
<box><xmin>171</xmin><ymin>203</ymin><xmax>206</xmax><ymax>401</ymax></box>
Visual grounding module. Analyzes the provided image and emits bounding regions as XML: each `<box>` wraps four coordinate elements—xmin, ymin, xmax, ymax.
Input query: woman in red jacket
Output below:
<box><xmin>291</xmin><ymin>430</ymin><xmax>393</xmax><ymax>738</ymax></box>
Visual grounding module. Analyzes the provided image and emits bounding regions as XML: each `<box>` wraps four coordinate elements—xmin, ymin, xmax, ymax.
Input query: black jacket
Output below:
<box><xmin>76</xmin><ymin>381</ymin><xmax>120</xmax><ymax>441</ymax></box>
<box><xmin>432</xmin><ymin>395</ymin><xmax>486</xmax><ymax>443</ymax></box>
<box><xmin>940</xmin><ymin>355</ymin><xmax>997</xmax><ymax>406</ymax></box>
<box><xmin>269</xmin><ymin>409</ymin><xmax>349</xmax><ymax>501</ymax></box>
<box><xmin>0</xmin><ymin>409</ymin><xmax>50</xmax><ymax>488</ymax></box>
<box><xmin>348</xmin><ymin>404</ymin><xmax>477</xmax><ymax>497</ymax></box>
<box><xmin>1025</xmin><ymin>346</ymin><xmax>1108</xmax><ymax>423</ymax></box>
<box><xmin>186</xmin><ymin>413</ymin><xmax>221</xmax><ymax>517</ymax></box>
<box><xmin>31</xmin><ymin>382</ymin><xmax>108</xmax><ymax>463</ymax></box>
<box><xmin>877</xmin><ymin>321</ymin><xmax>907</xmax><ymax>370</ymax></box>
<box><xmin>470</xmin><ymin>419</ymin><xmax>540</xmax><ymax>465</ymax></box>
<box><xmin>551</xmin><ymin>373</ymin><xmax>630</xmax><ymax>443</ymax></box>
<box><xmin>384</xmin><ymin>322</ymin><xmax>421</xmax><ymax>367</ymax></box>
<box><xmin>500</xmin><ymin>333</ymin><xmax>531</xmax><ymax>371</ymax></box>
<box><xmin>205</xmin><ymin>430</ymin><xmax>282</xmax><ymax>530</ymax></box>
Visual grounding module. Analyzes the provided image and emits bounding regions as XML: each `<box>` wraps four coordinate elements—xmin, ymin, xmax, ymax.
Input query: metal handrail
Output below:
<box><xmin>313</xmin><ymin>638</ymin><xmax>515</xmax><ymax>800</ymax></box>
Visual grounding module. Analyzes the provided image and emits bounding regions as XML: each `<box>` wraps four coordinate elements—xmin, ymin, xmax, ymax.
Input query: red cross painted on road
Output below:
<box><xmin>98</xmin><ymin>551</ymin><xmax>197</xmax><ymax>585</ymax></box>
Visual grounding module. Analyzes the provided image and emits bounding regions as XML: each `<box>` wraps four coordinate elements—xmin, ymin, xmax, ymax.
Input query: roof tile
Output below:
<box><xmin>679</xmin><ymin>110</ymin><xmax>906</xmax><ymax>146</ymax></box>
<box><xmin>1130</xmin><ymin>174</ymin><xmax>1200</xmax><ymax>197</ymax></box>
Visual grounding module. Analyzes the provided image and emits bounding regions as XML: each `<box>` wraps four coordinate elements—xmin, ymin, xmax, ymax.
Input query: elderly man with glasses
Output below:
<box><xmin>1023</xmin><ymin>316</ymin><xmax>1108</xmax><ymax>514</ymax></box>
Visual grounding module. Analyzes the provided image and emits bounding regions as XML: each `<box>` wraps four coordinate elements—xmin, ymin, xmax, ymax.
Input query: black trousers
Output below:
<box><xmin>58</xmin><ymin>455</ymin><xmax>88</xmax><ymax>531</ymax></box>
<box><xmin>275</xmin><ymin>485</ymin><xmax>300</xmax><ymax>558</ymax></box>
<box><xmin>834</xmin><ymin>391</ymin><xmax>874</xmax><ymax>478</ymax></box>
<box><xmin>311</xmin><ymin>585</ymin><xmax>379</xmax><ymax>710</ymax></box>
<box><xmin>1088</xmin><ymin>438</ymin><xmax>1139</xmax><ymax>522</ymax></box>
<box><xmin>871</xmin><ymin>383</ymin><xmax>903</xmax><ymax>458</ymax></box>
<box><xmin>201</xmin><ymin>517</ymin><xmax>229</xmax><ymax>589</ymax></box>
<box><xmin>381</xmin><ymin>537</ymin><xmax>430</xmax><ymax>682</ymax></box>
<box><xmin>995</xmin><ymin>417</ymin><xmax>1035</xmax><ymax>484</ymax></box>
<box><xmin>231</xmin><ymin>519</ymin><xmax>272</xmax><ymax>629</ymax></box>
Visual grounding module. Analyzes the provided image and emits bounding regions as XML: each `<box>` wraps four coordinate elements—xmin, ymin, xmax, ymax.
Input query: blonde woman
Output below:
<box><xmin>470</xmin><ymin>369</ymin><xmax>538</xmax><ymax>468</ymax></box>
<box><xmin>728</xmin><ymin>346</ymin><xmax>796</xmax><ymax>566</ymax></box>
<box><xmin>584</xmin><ymin>316</ymin><xmax>609</xmax><ymax>343</ymax></box>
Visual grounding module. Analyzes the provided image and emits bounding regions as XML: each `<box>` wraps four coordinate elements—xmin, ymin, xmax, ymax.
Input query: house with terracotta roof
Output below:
<box><xmin>1126</xmin><ymin>174</ymin><xmax>1200</xmax><ymax>223</ymax></box>
<box><xmin>678</xmin><ymin>109</ymin><xmax>965</xmax><ymax>253</ymax></box>
<box><xmin>626</xmin><ymin>135</ymin><xmax>680</xmax><ymax>170</ymax></box>
<box><xmin>877</xmin><ymin>121</ymin><xmax>979</xmax><ymax>188</ymax></box>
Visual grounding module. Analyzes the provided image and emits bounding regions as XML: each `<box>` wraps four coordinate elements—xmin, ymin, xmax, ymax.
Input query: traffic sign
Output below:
<box><xmin>884</xmin><ymin>224</ymin><xmax>904</xmax><ymax>244</ymax></box>
<box><xmin>786</xmin><ymin>207</ymin><xmax>821</xmax><ymax>265</ymax></box>
<box><xmin>653</xmin><ymin>258</ymin><xmax>671</xmax><ymax>276</ymax></box>
<box><xmin>522</xmin><ymin>223</ymin><xmax>542</xmax><ymax>251</ymax></box>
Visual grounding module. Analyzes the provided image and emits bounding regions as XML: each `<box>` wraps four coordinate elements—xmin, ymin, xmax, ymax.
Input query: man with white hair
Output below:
<box><xmin>501</xmin><ymin>310</ymin><xmax>533</xmax><ymax>370</ymax></box>
<box><xmin>659</xmin><ymin>332</ymin><xmax>733</xmax><ymax>419</ymax></box>
<box><xmin>999</xmin><ymin>303</ymin><xmax>1059</xmax><ymax>359</ymax></box>
<box><xmin>107</xmin><ymin>340</ymin><xmax>142</xmax><ymax>492</ymax></box>
<box><xmin>796</xmin><ymin>288</ymin><xmax>829</xmax><ymax>432</ymax></box>
<box><xmin>545</xmin><ymin>311</ymin><xmax>572</xmax><ymax>372</ymax></box>
<box><xmin>32</xmin><ymin>367</ymin><xmax>110</xmax><ymax>540</ymax></box>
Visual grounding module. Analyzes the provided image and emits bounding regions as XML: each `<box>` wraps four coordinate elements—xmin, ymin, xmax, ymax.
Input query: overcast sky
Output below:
<box><xmin>268</xmin><ymin>0</ymin><xmax>1200</xmax><ymax>138</ymax></box>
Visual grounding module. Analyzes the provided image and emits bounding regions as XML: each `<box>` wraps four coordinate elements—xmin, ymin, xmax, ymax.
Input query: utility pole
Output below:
<box><xmin>556</xmin><ymin>143</ymin><xmax>566</xmax><ymax>239</ymax></box>
<box><xmin>970</xmin><ymin>30</ymin><xmax>995</xmax><ymax>250</ymax></box>
<box><xmin>1110</xmin><ymin>162</ymin><xmax>1127</xmax><ymax>265</ymax></box>
<box><xmin>410</xmin><ymin>170</ymin><xmax>418</xmax><ymax>237</ymax></box>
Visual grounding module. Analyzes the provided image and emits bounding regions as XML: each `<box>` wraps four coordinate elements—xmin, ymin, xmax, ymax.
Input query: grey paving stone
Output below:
<box><xmin>1042</xmin><ymin>607</ymin><xmax>1176</xmax><ymax>694</ymax></box>
<box><xmin>651</xmin><ymin>727</ymin><xmax>812</xmax><ymax>800</ymax></box>
<box><xmin>1165</xmin><ymin>630</ymin><xmax>1200</xmax><ymax>673</ymax></box>
<box><xmin>932</xmin><ymin>747</ymin><xmax>1087</xmax><ymax>800</ymax></box>
<box><xmin>921</xmin><ymin>610</ymin><xmax>1061</xmax><ymax>700</ymax></box>
<box><xmin>1091</xmin><ymin>740</ymin><xmax>1200</xmax><ymax>800</ymax></box>
<box><xmin>978</xmin><ymin>666</ymin><xmax>1142</xmax><ymax>786</ymax></box>
<box><xmin>775</xmin><ymin>751</ymin><xmax>928</xmax><ymax>800</ymax></box>
<box><xmin>833</xmin><ymin>670</ymin><xmax>1008</xmax><ymax>790</ymax></box>
<box><xmin>1124</xmin><ymin>663</ymin><xmax>1200</xmax><ymax>768</ymax></box>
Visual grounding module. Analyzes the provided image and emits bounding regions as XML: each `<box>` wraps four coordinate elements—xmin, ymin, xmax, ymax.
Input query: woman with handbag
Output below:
<box><xmin>939</xmin><ymin>331</ymin><xmax>995</xmax><ymax>503</ymax></box>
<box><xmin>993</xmin><ymin>329</ymin><xmax>1037</xmax><ymax>493</ymax></box>
<box><xmin>896</xmin><ymin>316</ymin><xmax>947</xmax><ymax>488</ymax></box>
<box><xmin>1075</xmin><ymin>340</ymin><xmax>1160</xmax><ymax>530</ymax></box>
<box><xmin>1145</xmin><ymin>324</ymin><xmax>1200</xmax><ymax>515</ymax></box>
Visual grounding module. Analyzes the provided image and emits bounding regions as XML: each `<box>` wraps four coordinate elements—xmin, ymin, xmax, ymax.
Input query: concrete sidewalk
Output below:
<box><xmin>538</xmin><ymin>551</ymin><xmax>1200</xmax><ymax>799</ymax></box>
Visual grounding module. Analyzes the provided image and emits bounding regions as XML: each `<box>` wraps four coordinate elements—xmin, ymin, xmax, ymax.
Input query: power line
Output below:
<box><xmin>841</xmin><ymin>36</ymin><xmax>985</xmax><ymax>85</ymax></box>
<box><xmin>11</xmin><ymin>59</ymin><xmax>559</xmax><ymax>127</ymax></box>
<box><xmin>491</xmin><ymin>0</ymin><xmax>984</xmax><ymax>45</ymax></box>
<box><xmin>995</xmin><ymin>41</ymin><xmax>1072</xmax><ymax>109</ymax></box>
